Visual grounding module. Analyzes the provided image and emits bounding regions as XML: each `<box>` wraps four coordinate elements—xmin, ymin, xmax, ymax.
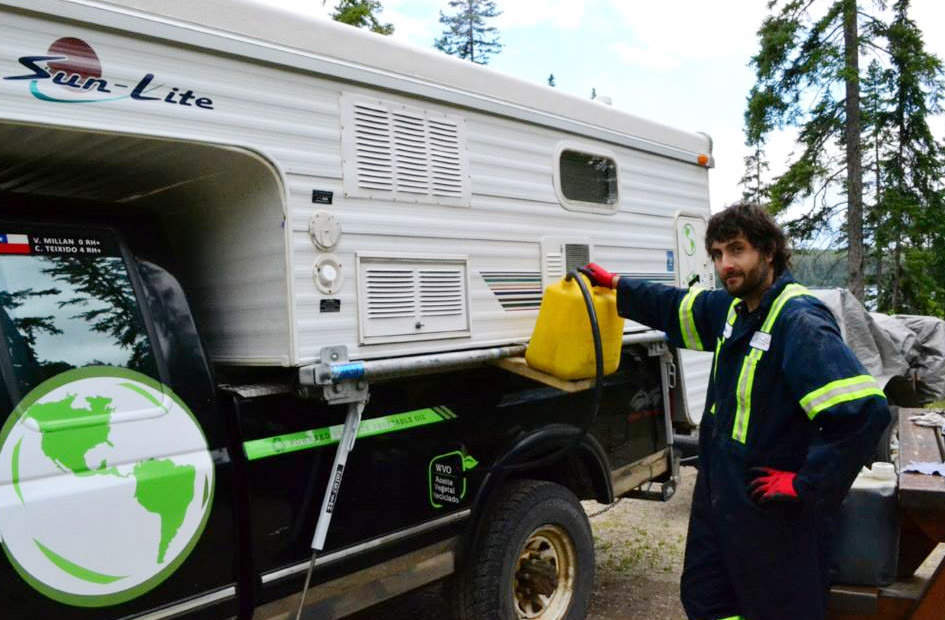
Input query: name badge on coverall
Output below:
<box><xmin>750</xmin><ymin>331</ymin><xmax>772</xmax><ymax>351</ymax></box>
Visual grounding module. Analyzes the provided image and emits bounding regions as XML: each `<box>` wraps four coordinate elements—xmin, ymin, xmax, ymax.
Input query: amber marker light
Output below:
<box><xmin>697</xmin><ymin>154</ymin><xmax>710</xmax><ymax>166</ymax></box>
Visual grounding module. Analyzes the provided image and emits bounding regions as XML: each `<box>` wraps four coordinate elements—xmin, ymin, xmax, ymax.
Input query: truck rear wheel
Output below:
<box><xmin>456</xmin><ymin>479</ymin><xmax>593</xmax><ymax>620</ymax></box>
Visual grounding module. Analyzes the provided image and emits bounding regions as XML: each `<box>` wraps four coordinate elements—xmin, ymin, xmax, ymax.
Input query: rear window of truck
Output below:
<box><xmin>0</xmin><ymin>227</ymin><xmax>157</xmax><ymax>397</ymax></box>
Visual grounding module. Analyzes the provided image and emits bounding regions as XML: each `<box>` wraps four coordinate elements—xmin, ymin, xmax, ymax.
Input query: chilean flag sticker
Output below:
<box><xmin>0</xmin><ymin>234</ymin><xmax>30</xmax><ymax>255</ymax></box>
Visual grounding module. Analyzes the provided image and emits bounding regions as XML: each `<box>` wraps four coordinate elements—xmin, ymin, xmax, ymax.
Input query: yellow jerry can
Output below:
<box><xmin>525</xmin><ymin>274</ymin><xmax>625</xmax><ymax>380</ymax></box>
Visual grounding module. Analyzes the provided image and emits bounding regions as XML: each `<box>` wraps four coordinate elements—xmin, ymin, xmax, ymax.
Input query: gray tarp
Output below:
<box><xmin>891</xmin><ymin>315</ymin><xmax>945</xmax><ymax>403</ymax></box>
<box><xmin>869</xmin><ymin>312</ymin><xmax>920</xmax><ymax>368</ymax></box>
<box><xmin>810</xmin><ymin>288</ymin><xmax>945</xmax><ymax>404</ymax></box>
<box><xmin>810</xmin><ymin>289</ymin><xmax>910</xmax><ymax>387</ymax></box>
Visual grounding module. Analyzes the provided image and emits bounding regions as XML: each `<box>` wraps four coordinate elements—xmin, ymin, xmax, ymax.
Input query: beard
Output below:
<box><xmin>722</xmin><ymin>257</ymin><xmax>771</xmax><ymax>299</ymax></box>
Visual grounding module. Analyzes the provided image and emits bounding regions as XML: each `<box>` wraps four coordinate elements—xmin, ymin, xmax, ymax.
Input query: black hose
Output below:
<box><xmin>483</xmin><ymin>269</ymin><xmax>605</xmax><ymax>473</ymax></box>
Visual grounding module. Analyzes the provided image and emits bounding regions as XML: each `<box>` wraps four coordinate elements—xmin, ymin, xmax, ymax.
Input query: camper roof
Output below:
<box><xmin>18</xmin><ymin>0</ymin><xmax>712</xmax><ymax>164</ymax></box>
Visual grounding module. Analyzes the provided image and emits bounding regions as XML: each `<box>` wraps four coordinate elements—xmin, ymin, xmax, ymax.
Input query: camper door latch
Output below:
<box><xmin>298</xmin><ymin>346</ymin><xmax>369</xmax><ymax>404</ymax></box>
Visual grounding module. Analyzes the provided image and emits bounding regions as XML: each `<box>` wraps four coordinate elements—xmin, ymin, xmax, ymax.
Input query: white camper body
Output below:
<box><xmin>0</xmin><ymin>0</ymin><xmax>714</xmax><ymax>418</ymax></box>
<box><xmin>0</xmin><ymin>3</ymin><xmax>719</xmax><ymax>618</ymax></box>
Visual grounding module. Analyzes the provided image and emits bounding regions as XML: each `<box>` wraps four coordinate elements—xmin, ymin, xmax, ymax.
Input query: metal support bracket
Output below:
<box><xmin>293</xmin><ymin>346</ymin><xmax>370</xmax><ymax>620</ymax></box>
<box><xmin>657</xmin><ymin>349</ymin><xmax>680</xmax><ymax>489</ymax></box>
<box><xmin>299</xmin><ymin>346</ymin><xmax>369</xmax><ymax>404</ymax></box>
<box><xmin>662</xmin><ymin>352</ymin><xmax>677</xmax><ymax>390</ymax></box>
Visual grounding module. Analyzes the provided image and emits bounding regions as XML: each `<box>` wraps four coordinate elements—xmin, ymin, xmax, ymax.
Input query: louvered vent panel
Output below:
<box><xmin>541</xmin><ymin>238</ymin><xmax>592</xmax><ymax>290</ymax></box>
<box><xmin>352</xmin><ymin>104</ymin><xmax>394</xmax><ymax>191</ymax></box>
<box><xmin>564</xmin><ymin>244</ymin><xmax>591</xmax><ymax>273</ymax></box>
<box><xmin>428</xmin><ymin>119</ymin><xmax>465</xmax><ymax>198</ymax></box>
<box><xmin>419</xmin><ymin>269</ymin><xmax>464</xmax><ymax>317</ymax></box>
<box><xmin>545</xmin><ymin>253</ymin><xmax>564</xmax><ymax>279</ymax></box>
<box><xmin>358</xmin><ymin>256</ymin><xmax>470</xmax><ymax>343</ymax></box>
<box><xmin>392</xmin><ymin>111</ymin><xmax>429</xmax><ymax>195</ymax></box>
<box><xmin>343</xmin><ymin>94</ymin><xmax>469</xmax><ymax>205</ymax></box>
<box><xmin>365</xmin><ymin>269</ymin><xmax>415</xmax><ymax>318</ymax></box>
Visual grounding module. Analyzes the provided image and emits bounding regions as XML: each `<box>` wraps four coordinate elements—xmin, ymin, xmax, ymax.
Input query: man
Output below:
<box><xmin>582</xmin><ymin>203</ymin><xmax>890</xmax><ymax>620</ymax></box>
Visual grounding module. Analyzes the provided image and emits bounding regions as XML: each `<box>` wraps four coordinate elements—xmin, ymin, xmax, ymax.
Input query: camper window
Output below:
<box><xmin>555</xmin><ymin>147</ymin><xmax>618</xmax><ymax>214</ymax></box>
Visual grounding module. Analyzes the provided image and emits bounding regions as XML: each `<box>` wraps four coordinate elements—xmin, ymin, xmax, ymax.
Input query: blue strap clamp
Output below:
<box><xmin>331</xmin><ymin>362</ymin><xmax>365</xmax><ymax>382</ymax></box>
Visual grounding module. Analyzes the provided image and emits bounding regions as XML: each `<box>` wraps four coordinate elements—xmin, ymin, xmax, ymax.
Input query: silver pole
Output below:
<box><xmin>293</xmin><ymin>400</ymin><xmax>365</xmax><ymax>620</ymax></box>
<box><xmin>304</xmin><ymin>333</ymin><xmax>666</xmax><ymax>387</ymax></box>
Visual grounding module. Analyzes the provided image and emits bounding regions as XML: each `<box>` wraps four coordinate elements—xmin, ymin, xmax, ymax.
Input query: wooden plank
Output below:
<box><xmin>907</xmin><ymin>555</ymin><xmax>945</xmax><ymax>620</ymax></box>
<box><xmin>828</xmin><ymin>588</ymin><xmax>912</xmax><ymax>620</ymax></box>
<box><xmin>490</xmin><ymin>356</ymin><xmax>595</xmax><ymax>393</ymax></box>
<box><xmin>898</xmin><ymin>410</ymin><xmax>945</xmax><ymax>542</ymax></box>
<box><xmin>828</xmin><ymin>577</ymin><xmax>928</xmax><ymax>620</ymax></box>
<box><xmin>610</xmin><ymin>449</ymin><xmax>669</xmax><ymax>497</ymax></box>
<box><xmin>898</xmin><ymin>407</ymin><xmax>944</xmax><ymax>464</ymax></box>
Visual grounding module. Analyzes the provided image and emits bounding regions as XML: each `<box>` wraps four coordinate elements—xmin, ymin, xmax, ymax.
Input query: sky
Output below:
<box><xmin>254</xmin><ymin>0</ymin><xmax>945</xmax><ymax>215</ymax></box>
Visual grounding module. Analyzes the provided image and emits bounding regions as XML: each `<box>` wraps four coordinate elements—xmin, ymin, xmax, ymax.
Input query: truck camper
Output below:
<box><xmin>0</xmin><ymin>1</ymin><xmax>715</xmax><ymax>619</ymax></box>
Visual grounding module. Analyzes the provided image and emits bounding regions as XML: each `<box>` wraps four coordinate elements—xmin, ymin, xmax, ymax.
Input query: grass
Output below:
<box><xmin>593</xmin><ymin>523</ymin><xmax>685</xmax><ymax>574</ymax></box>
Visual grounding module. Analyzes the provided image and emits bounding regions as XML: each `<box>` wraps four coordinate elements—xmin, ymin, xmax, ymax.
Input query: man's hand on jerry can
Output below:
<box><xmin>748</xmin><ymin>467</ymin><xmax>799</xmax><ymax>504</ymax></box>
<box><xmin>579</xmin><ymin>263</ymin><xmax>618</xmax><ymax>289</ymax></box>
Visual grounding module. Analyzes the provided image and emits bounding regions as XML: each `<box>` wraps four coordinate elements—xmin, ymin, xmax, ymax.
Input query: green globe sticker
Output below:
<box><xmin>682</xmin><ymin>223</ymin><xmax>697</xmax><ymax>256</ymax></box>
<box><xmin>0</xmin><ymin>367</ymin><xmax>215</xmax><ymax>607</ymax></box>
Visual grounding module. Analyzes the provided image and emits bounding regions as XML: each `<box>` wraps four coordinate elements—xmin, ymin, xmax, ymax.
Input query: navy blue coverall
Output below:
<box><xmin>616</xmin><ymin>271</ymin><xmax>891</xmax><ymax>620</ymax></box>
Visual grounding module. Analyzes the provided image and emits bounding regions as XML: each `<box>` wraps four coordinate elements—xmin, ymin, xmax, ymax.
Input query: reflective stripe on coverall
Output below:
<box><xmin>615</xmin><ymin>271</ymin><xmax>891</xmax><ymax>620</ymax></box>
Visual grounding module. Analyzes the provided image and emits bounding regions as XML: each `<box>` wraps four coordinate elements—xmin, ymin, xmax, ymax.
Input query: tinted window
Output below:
<box><xmin>0</xmin><ymin>228</ymin><xmax>156</xmax><ymax>397</ymax></box>
<box><xmin>559</xmin><ymin>150</ymin><xmax>618</xmax><ymax>206</ymax></box>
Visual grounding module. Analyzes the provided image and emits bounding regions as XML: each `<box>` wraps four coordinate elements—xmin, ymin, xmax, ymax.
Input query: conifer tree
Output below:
<box><xmin>745</xmin><ymin>0</ymin><xmax>881</xmax><ymax>299</ymax></box>
<box><xmin>861</xmin><ymin>59</ymin><xmax>891</xmax><ymax>306</ymax></box>
<box><xmin>329</xmin><ymin>0</ymin><xmax>393</xmax><ymax>35</ymax></box>
<box><xmin>745</xmin><ymin>0</ymin><xmax>945</xmax><ymax>315</ymax></box>
<box><xmin>740</xmin><ymin>142</ymin><xmax>770</xmax><ymax>205</ymax></box>
<box><xmin>434</xmin><ymin>0</ymin><xmax>502</xmax><ymax>65</ymax></box>
<box><xmin>875</xmin><ymin>0</ymin><xmax>945</xmax><ymax>314</ymax></box>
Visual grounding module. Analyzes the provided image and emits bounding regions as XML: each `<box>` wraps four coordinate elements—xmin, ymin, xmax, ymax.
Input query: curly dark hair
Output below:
<box><xmin>705</xmin><ymin>203</ymin><xmax>792</xmax><ymax>275</ymax></box>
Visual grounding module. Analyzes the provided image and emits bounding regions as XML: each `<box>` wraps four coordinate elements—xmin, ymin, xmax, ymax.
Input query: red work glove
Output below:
<box><xmin>579</xmin><ymin>263</ymin><xmax>618</xmax><ymax>289</ymax></box>
<box><xmin>748</xmin><ymin>467</ymin><xmax>799</xmax><ymax>504</ymax></box>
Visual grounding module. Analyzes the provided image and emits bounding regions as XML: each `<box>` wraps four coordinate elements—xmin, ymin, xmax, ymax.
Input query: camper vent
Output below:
<box><xmin>540</xmin><ymin>238</ymin><xmax>592</xmax><ymax>289</ymax></box>
<box><xmin>365</xmin><ymin>269</ymin><xmax>415</xmax><ymax>318</ymax></box>
<box><xmin>565</xmin><ymin>244</ymin><xmax>591</xmax><ymax>273</ymax></box>
<box><xmin>420</xmin><ymin>270</ymin><xmax>465</xmax><ymax>316</ymax></box>
<box><xmin>545</xmin><ymin>253</ymin><xmax>565</xmax><ymax>280</ymax></box>
<box><xmin>358</xmin><ymin>255</ymin><xmax>470</xmax><ymax>344</ymax></box>
<box><xmin>342</xmin><ymin>95</ymin><xmax>470</xmax><ymax>206</ymax></box>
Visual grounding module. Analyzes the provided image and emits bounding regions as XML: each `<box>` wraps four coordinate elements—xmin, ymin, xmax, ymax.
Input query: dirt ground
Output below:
<box><xmin>583</xmin><ymin>467</ymin><xmax>694</xmax><ymax>620</ymax></box>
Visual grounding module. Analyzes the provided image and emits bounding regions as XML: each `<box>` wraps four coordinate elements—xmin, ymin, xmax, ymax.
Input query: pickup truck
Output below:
<box><xmin>0</xmin><ymin>209</ymin><xmax>680</xmax><ymax>620</ymax></box>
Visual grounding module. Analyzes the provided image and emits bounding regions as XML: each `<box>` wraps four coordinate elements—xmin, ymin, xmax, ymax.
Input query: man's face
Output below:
<box><xmin>708</xmin><ymin>233</ymin><xmax>774</xmax><ymax>299</ymax></box>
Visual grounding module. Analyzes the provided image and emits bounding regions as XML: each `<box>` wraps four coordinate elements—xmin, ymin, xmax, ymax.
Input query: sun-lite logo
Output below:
<box><xmin>4</xmin><ymin>37</ymin><xmax>214</xmax><ymax>109</ymax></box>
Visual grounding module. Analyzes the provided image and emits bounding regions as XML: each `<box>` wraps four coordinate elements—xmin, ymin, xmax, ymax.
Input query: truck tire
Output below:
<box><xmin>455</xmin><ymin>479</ymin><xmax>594</xmax><ymax>620</ymax></box>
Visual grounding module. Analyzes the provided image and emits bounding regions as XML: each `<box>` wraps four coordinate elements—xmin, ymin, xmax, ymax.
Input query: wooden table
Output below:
<box><xmin>895</xmin><ymin>408</ymin><xmax>945</xmax><ymax>619</ymax></box>
<box><xmin>829</xmin><ymin>408</ymin><xmax>945</xmax><ymax>620</ymax></box>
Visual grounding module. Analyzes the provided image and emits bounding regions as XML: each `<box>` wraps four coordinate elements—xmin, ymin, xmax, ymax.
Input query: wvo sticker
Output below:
<box><xmin>428</xmin><ymin>451</ymin><xmax>478</xmax><ymax>509</ymax></box>
<box><xmin>0</xmin><ymin>367</ymin><xmax>215</xmax><ymax>607</ymax></box>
